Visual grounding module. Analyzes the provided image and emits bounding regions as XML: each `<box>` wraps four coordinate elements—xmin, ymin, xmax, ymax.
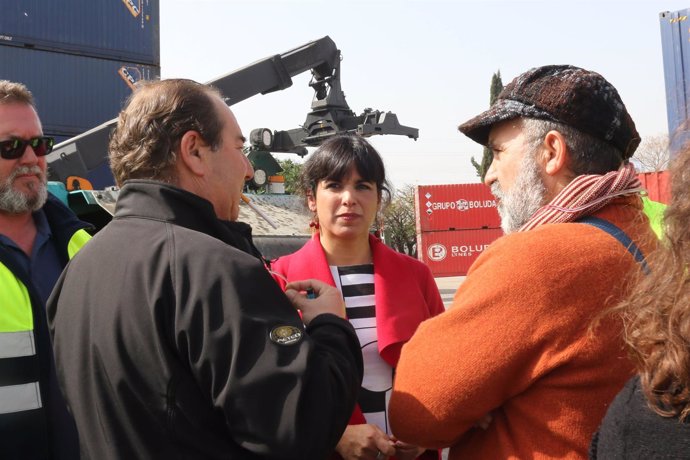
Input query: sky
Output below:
<box><xmin>160</xmin><ymin>0</ymin><xmax>689</xmax><ymax>191</ymax></box>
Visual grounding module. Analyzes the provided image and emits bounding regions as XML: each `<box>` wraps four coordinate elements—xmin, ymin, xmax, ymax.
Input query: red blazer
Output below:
<box><xmin>271</xmin><ymin>233</ymin><xmax>445</xmax><ymax>425</ymax></box>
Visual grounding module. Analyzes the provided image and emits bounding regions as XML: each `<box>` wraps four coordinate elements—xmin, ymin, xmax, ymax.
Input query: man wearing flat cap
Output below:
<box><xmin>389</xmin><ymin>65</ymin><xmax>658</xmax><ymax>459</ymax></box>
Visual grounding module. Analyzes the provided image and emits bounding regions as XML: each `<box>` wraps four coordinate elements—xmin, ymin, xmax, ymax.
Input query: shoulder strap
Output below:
<box><xmin>577</xmin><ymin>216</ymin><xmax>650</xmax><ymax>275</ymax></box>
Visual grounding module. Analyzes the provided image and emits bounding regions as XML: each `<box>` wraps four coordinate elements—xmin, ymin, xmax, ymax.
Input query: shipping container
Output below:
<box><xmin>659</xmin><ymin>9</ymin><xmax>690</xmax><ymax>157</ymax></box>
<box><xmin>417</xmin><ymin>228</ymin><xmax>503</xmax><ymax>277</ymax></box>
<box><xmin>415</xmin><ymin>183</ymin><xmax>500</xmax><ymax>233</ymax></box>
<box><xmin>637</xmin><ymin>171</ymin><xmax>671</xmax><ymax>204</ymax></box>
<box><xmin>0</xmin><ymin>45</ymin><xmax>159</xmax><ymax>139</ymax></box>
<box><xmin>0</xmin><ymin>0</ymin><xmax>159</xmax><ymax>65</ymax></box>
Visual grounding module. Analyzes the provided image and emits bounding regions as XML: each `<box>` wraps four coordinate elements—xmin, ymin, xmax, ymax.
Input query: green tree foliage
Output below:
<box><xmin>277</xmin><ymin>159</ymin><xmax>303</xmax><ymax>195</ymax></box>
<box><xmin>471</xmin><ymin>70</ymin><xmax>503</xmax><ymax>181</ymax></box>
<box><xmin>381</xmin><ymin>184</ymin><xmax>417</xmax><ymax>257</ymax></box>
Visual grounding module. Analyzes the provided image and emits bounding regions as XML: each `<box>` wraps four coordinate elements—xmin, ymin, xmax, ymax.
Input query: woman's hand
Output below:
<box><xmin>335</xmin><ymin>424</ymin><xmax>396</xmax><ymax>460</ymax></box>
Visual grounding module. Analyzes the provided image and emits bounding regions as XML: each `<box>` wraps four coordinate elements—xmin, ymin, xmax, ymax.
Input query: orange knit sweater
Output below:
<box><xmin>389</xmin><ymin>198</ymin><xmax>657</xmax><ymax>459</ymax></box>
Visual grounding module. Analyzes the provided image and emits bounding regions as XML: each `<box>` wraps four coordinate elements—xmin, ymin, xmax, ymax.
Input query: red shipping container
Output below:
<box><xmin>637</xmin><ymin>171</ymin><xmax>670</xmax><ymax>204</ymax></box>
<box><xmin>417</xmin><ymin>228</ymin><xmax>503</xmax><ymax>277</ymax></box>
<box><xmin>415</xmin><ymin>184</ymin><xmax>501</xmax><ymax>232</ymax></box>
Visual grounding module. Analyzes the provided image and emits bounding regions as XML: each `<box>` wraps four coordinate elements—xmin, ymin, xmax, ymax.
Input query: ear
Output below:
<box><xmin>178</xmin><ymin>130</ymin><xmax>206</xmax><ymax>177</ymax></box>
<box><xmin>307</xmin><ymin>191</ymin><xmax>317</xmax><ymax>212</ymax></box>
<box><xmin>541</xmin><ymin>130</ymin><xmax>569</xmax><ymax>177</ymax></box>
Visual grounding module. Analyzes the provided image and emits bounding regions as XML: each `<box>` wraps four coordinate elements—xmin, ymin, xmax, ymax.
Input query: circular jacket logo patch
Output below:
<box><xmin>270</xmin><ymin>325</ymin><xmax>303</xmax><ymax>346</ymax></box>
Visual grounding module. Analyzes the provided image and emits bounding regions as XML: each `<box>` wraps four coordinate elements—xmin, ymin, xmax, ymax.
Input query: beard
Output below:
<box><xmin>0</xmin><ymin>165</ymin><xmax>48</xmax><ymax>214</ymax></box>
<box><xmin>491</xmin><ymin>153</ymin><xmax>547</xmax><ymax>234</ymax></box>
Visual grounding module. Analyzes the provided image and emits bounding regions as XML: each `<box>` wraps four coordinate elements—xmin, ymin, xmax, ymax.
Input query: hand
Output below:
<box><xmin>392</xmin><ymin>440</ymin><xmax>426</xmax><ymax>460</ymax></box>
<box><xmin>285</xmin><ymin>279</ymin><xmax>346</xmax><ymax>325</ymax></box>
<box><xmin>335</xmin><ymin>424</ymin><xmax>396</xmax><ymax>460</ymax></box>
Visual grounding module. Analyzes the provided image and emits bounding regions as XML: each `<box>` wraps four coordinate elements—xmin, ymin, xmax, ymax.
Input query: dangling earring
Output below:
<box><xmin>309</xmin><ymin>214</ymin><xmax>320</xmax><ymax>231</ymax></box>
<box><xmin>307</xmin><ymin>193</ymin><xmax>319</xmax><ymax>231</ymax></box>
<box><xmin>373</xmin><ymin>212</ymin><xmax>384</xmax><ymax>239</ymax></box>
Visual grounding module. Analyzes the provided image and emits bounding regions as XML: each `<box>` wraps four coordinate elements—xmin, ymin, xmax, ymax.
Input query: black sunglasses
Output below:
<box><xmin>0</xmin><ymin>136</ymin><xmax>55</xmax><ymax>160</ymax></box>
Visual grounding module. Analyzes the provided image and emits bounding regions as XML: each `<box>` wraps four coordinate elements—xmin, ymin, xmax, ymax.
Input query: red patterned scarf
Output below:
<box><xmin>519</xmin><ymin>162</ymin><xmax>643</xmax><ymax>232</ymax></box>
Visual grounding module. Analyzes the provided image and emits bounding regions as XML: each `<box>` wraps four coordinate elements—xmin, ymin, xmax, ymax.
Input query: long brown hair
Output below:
<box><xmin>618</xmin><ymin>145</ymin><xmax>690</xmax><ymax>419</ymax></box>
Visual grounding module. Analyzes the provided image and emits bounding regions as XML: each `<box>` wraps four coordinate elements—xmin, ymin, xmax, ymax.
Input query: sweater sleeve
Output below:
<box><xmin>173</xmin><ymin>246</ymin><xmax>363</xmax><ymax>459</ymax></box>
<box><xmin>389</xmin><ymin>228</ymin><xmax>630</xmax><ymax>448</ymax></box>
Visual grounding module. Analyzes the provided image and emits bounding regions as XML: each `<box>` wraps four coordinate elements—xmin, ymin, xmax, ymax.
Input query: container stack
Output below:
<box><xmin>637</xmin><ymin>171</ymin><xmax>670</xmax><ymax>204</ymax></box>
<box><xmin>660</xmin><ymin>8</ymin><xmax>690</xmax><ymax>157</ymax></box>
<box><xmin>0</xmin><ymin>1</ymin><xmax>160</xmax><ymax>143</ymax></box>
<box><xmin>415</xmin><ymin>183</ymin><xmax>503</xmax><ymax>277</ymax></box>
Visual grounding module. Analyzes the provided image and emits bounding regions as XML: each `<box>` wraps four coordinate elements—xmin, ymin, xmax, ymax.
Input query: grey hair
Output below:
<box><xmin>521</xmin><ymin>118</ymin><xmax>624</xmax><ymax>175</ymax></box>
<box><xmin>0</xmin><ymin>80</ymin><xmax>34</xmax><ymax>106</ymax></box>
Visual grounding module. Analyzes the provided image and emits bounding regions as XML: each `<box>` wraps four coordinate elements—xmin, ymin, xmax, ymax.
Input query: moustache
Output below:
<box><xmin>490</xmin><ymin>182</ymin><xmax>503</xmax><ymax>200</ymax></box>
<box><xmin>11</xmin><ymin>165</ymin><xmax>45</xmax><ymax>182</ymax></box>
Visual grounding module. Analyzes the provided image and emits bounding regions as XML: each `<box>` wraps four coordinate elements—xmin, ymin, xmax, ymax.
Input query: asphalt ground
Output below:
<box><xmin>434</xmin><ymin>276</ymin><xmax>465</xmax><ymax>308</ymax></box>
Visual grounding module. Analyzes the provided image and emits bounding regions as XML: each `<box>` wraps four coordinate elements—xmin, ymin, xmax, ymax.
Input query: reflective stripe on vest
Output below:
<box><xmin>0</xmin><ymin>330</ymin><xmax>35</xmax><ymax>359</ymax></box>
<box><xmin>0</xmin><ymin>227</ymin><xmax>90</xmax><ymax>414</ymax></box>
<box><xmin>0</xmin><ymin>382</ymin><xmax>42</xmax><ymax>414</ymax></box>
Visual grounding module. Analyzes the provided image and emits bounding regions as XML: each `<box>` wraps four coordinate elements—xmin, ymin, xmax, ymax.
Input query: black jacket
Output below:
<box><xmin>590</xmin><ymin>375</ymin><xmax>690</xmax><ymax>459</ymax></box>
<box><xmin>48</xmin><ymin>181</ymin><xmax>363</xmax><ymax>459</ymax></box>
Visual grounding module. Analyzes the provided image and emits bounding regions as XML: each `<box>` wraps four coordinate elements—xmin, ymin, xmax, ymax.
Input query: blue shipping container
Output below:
<box><xmin>0</xmin><ymin>0</ymin><xmax>159</xmax><ymax>65</ymax></box>
<box><xmin>0</xmin><ymin>45</ymin><xmax>159</xmax><ymax>138</ymax></box>
<box><xmin>659</xmin><ymin>9</ymin><xmax>690</xmax><ymax>157</ymax></box>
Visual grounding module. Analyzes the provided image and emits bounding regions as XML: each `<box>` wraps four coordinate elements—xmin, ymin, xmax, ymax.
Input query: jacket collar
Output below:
<box><xmin>114</xmin><ymin>180</ymin><xmax>261</xmax><ymax>258</ymax></box>
<box><xmin>281</xmin><ymin>232</ymin><xmax>426</xmax><ymax>365</ymax></box>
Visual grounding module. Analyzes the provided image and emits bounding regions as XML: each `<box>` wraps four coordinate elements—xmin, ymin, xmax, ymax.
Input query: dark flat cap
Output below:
<box><xmin>458</xmin><ymin>65</ymin><xmax>640</xmax><ymax>159</ymax></box>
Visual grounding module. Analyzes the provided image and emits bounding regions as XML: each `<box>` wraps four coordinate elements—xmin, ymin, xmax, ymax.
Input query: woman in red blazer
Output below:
<box><xmin>271</xmin><ymin>134</ymin><xmax>444</xmax><ymax>460</ymax></box>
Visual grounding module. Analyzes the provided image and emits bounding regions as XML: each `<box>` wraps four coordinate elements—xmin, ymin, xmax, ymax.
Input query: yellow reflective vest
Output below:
<box><xmin>641</xmin><ymin>196</ymin><xmax>666</xmax><ymax>239</ymax></box>
<box><xmin>0</xmin><ymin>194</ymin><xmax>91</xmax><ymax>458</ymax></box>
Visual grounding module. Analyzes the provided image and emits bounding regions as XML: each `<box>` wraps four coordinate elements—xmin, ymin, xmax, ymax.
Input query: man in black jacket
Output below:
<box><xmin>48</xmin><ymin>78</ymin><xmax>364</xmax><ymax>459</ymax></box>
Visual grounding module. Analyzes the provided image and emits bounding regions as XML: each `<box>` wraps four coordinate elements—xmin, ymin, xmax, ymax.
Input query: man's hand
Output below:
<box><xmin>285</xmin><ymin>279</ymin><xmax>345</xmax><ymax>325</ymax></box>
<box><xmin>335</xmin><ymin>424</ymin><xmax>396</xmax><ymax>460</ymax></box>
<box><xmin>392</xmin><ymin>439</ymin><xmax>427</xmax><ymax>460</ymax></box>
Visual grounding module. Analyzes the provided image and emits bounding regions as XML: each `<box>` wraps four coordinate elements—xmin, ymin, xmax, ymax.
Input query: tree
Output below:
<box><xmin>471</xmin><ymin>70</ymin><xmax>503</xmax><ymax>181</ymax></box>
<box><xmin>632</xmin><ymin>133</ymin><xmax>670</xmax><ymax>172</ymax></box>
<box><xmin>382</xmin><ymin>184</ymin><xmax>417</xmax><ymax>257</ymax></box>
<box><xmin>277</xmin><ymin>159</ymin><xmax>303</xmax><ymax>194</ymax></box>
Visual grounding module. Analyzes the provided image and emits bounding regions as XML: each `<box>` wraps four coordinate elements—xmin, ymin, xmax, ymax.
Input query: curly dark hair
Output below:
<box><xmin>617</xmin><ymin>144</ymin><xmax>690</xmax><ymax>420</ymax></box>
<box><xmin>109</xmin><ymin>79</ymin><xmax>224</xmax><ymax>186</ymax></box>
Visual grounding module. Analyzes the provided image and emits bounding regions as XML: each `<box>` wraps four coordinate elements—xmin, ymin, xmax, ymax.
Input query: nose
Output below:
<box><xmin>341</xmin><ymin>186</ymin><xmax>357</xmax><ymax>206</ymax></box>
<box><xmin>484</xmin><ymin>158</ymin><xmax>497</xmax><ymax>187</ymax></box>
<box><xmin>243</xmin><ymin>154</ymin><xmax>254</xmax><ymax>180</ymax></box>
<box><xmin>19</xmin><ymin>143</ymin><xmax>40</xmax><ymax>165</ymax></box>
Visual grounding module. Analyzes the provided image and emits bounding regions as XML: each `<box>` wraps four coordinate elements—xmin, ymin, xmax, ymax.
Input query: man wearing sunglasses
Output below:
<box><xmin>0</xmin><ymin>80</ymin><xmax>91</xmax><ymax>459</ymax></box>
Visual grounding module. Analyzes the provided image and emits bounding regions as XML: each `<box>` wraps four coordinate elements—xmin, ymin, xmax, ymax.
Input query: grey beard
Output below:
<box><xmin>0</xmin><ymin>166</ymin><xmax>48</xmax><ymax>214</ymax></box>
<box><xmin>491</xmin><ymin>155</ymin><xmax>547</xmax><ymax>234</ymax></box>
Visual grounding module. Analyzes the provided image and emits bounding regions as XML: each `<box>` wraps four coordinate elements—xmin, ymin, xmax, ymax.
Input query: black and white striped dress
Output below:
<box><xmin>330</xmin><ymin>264</ymin><xmax>394</xmax><ymax>434</ymax></box>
